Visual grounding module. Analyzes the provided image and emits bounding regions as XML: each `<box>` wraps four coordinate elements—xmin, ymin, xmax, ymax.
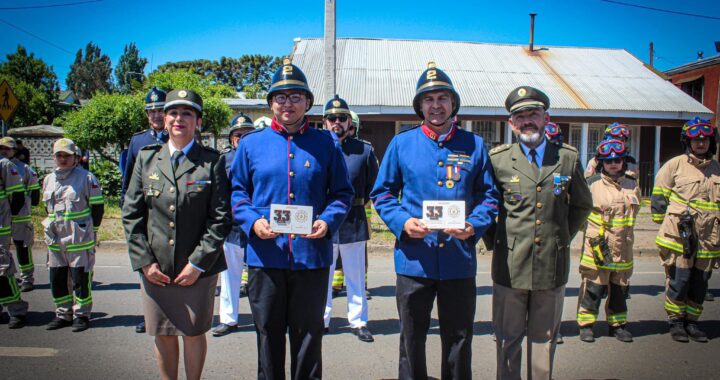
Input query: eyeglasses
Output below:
<box><xmin>598</xmin><ymin>140</ymin><xmax>626</xmax><ymax>156</ymax></box>
<box><xmin>684</xmin><ymin>123</ymin><xmax>714</xmax><ymax>138</ymax></box>
<box><xmin>606</xmin><ymin>123</ymin><xmax>630</xmax><ymax>138</ymax></box>
<box><xmin>273</xmin><ymin>93</ymin><xmax>306</xmax><ymax>105</ymax></box>
<box><xmin>326</xmin><ymin>115</ymin><xmax>348</xmax><ymax>123</ymax></box>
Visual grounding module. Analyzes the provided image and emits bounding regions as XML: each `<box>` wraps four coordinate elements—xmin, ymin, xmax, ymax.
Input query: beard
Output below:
<box><xmin>332</xmin><ymin>126</ymin><xmax>347</xmax><ymax>139</ymax></box>
<box><xmin>518</xmin><ymin>131</ymin><xmax>542</xmax><ymax>145</ymax></box>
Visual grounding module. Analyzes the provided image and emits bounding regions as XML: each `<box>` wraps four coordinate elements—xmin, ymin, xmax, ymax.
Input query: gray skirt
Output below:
<box><xmin>140</xmin><ymin>274</ymin><xmax>217</xmax><ymax>336</ymax></box>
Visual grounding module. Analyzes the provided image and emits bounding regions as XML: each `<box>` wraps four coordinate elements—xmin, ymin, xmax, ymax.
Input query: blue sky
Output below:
<box><xmin>0</xmin><ymin>0</ymin><xmax>717</xmax><ymax>89</ymax></box>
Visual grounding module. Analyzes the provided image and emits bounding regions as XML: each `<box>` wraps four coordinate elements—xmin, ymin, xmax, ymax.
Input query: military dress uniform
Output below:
<box><xmin>231</xmin><ymin>60</ymin><xmax>353</xmax><ymax>380</ymax></box>
<box><xmin>322</xmin><ymin>95</ymin><xmax>379</xmax><ymax>337</ymax></box>
<box><xmin>0</xmin><ymin>156</ymin><xmax>29</xmax><ymax>328</ymax></box>
<box><xmin>651</xmin><ymin>118</ymin><xmax>720</xmax><ymax>342</ymax></box>
<box><xmin>371</xmin><ymin>62</ymin><xmax>499</xmax><ymax>380</ymax></box>
<box><xmin>489</xmin><ymin>86</ymin><xmax>592</xmax><ymax>380</ymax></box>
<box><xmin>577</xmin><ymin>146</ymin><xmax>640</xmax><ymax>342</ymax></box>
<box><xmin>43</xmin><ymin>139</ymin><xmax>104</xmax><ymax>329</ymax></box>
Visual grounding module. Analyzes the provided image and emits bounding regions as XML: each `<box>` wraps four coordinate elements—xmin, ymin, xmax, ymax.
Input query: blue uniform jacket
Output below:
<box><xmin>334</xmin><ymin>137</ymin><xmax>379</xmax><ymax>244</ymax></box>
<box><xmin>121</xmin><ymin>129</ymin><xmax>168</xmax><ymax>206</ymax></box>
<box><xmin>221</xmin><ymin>148</ymin><xmax>246</xmax><ymax>247</ymax></box>
<box><xmin>371</xmin><ymin>125</ymin><xmax>500</xmax><ymax>280</ymax></box>
<box><xmin>231</xmin><ymin>120</ymin><xmax>354</xmax><ymax>270</ymax></box>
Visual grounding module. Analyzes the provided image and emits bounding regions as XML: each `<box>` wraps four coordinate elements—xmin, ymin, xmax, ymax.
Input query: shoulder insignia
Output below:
<box><xmin>489</xmin><ymin>144</ymin><xmax>512</xmax><ymax>155</ymax></box>
<box><xmin>587</xmin><ymin>173</ymin><xmax>602</xmax><ymax>185</ymax></box>
<box><xmin>140</xmin><ymin>144</ymin><xmax>162</xmax><ymax>151</ymax></box>
<box><xmin>358</xmin><ymin>138</ymin><xmax>373</xmax><ymax>146</ymax></box>
<box><xmin>132</xmin><ymin>130</ymin><xmax>146</xmax><ymax>136</ymax></box>
<box><xmin>560</xmin><ymin>143</ymin><xmax>578</xmax><ymax>152</ymax></box>
<box><xmin>624</xmin><ymin>170</ymin><xmax>637</xmax><ymax>180</ymax></box>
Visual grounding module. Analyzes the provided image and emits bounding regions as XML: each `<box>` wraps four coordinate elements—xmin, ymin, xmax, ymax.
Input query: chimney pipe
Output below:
<box><xmin>529</xmin><ymin>13</ymin><xmax>537</xmax><ymax>52</ymax></box>
<box><xmin>649</xmin><ymin>42</ymin><xmax>654</xmax><ymax>67</ymax></box>
<box><xmin>697</xmin><ymin>50</ymin><xmax>704</xmax><ymax>60</ymax></box>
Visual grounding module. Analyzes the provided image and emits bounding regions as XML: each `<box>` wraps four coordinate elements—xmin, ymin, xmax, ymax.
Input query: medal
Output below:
<box><xmin>446</xmin><ymin>180</ymin><xmax>455</xmax><ymax>189</ymax></box>
<box><xmin>452</xmin><ymin>166</ymin><xmax>461</xmax><ymax>181</ymax></box>
<box><xmin>446</xmin><ymin>165</ymin><xmax>461</xmax><ymax>182</ymax></box>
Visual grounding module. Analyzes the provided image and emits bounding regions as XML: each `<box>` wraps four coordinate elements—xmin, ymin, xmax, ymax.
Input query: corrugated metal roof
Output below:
<box><xmin>291</xmin><ymin>38</ymin><xmax>712</xmax><ymax>120</ymax></box>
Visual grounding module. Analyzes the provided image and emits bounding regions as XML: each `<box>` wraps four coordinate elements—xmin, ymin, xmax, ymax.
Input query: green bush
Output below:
<box><xmin>90</xmin><ymin>159</ymin><xmax>122</xmax><ymax>199</ymax></box>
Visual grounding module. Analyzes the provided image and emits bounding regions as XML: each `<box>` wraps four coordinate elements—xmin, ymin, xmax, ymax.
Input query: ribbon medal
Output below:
<box><xmin>446</xmin><ymin>165</ymin><xmax>461</xmax><ymax>182</ymax></box>
<box><xmin>553</xmin><ymin>174</ymin><xmax>571</xmax><ymax>196</ymax></box>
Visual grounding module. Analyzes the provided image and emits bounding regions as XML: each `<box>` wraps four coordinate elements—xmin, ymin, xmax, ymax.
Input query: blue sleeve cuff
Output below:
<box><xmin>189</xmin><ymin>262</ymin><xmax>206</xmax><ymax>273</ymax></box>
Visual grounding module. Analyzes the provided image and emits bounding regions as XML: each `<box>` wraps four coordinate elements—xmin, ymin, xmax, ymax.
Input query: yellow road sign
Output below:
<box><xmin>0</xmin><ymin>80</ymin><xmax>19</xmax><ymax>122</ymax></box>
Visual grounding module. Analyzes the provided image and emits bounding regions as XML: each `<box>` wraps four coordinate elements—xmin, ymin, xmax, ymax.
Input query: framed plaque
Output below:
<box><xmin>269</xmin><ymin>204</ymin><xmax>313</xmax><ymax>235</ymax></box>
<box><xmin>421</xmin><ymin>200</ymin><xmax>466</xmax><ymax>229</ymax></box>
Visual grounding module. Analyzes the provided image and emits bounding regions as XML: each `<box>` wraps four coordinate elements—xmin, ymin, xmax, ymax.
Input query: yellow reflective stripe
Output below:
<box><xmin>577</xmin><ymin>313</ymin><xmax>598</xmax><ymax>322</ymax></box>
<box><xmin>49</xmin><ymin>208</ymin><xmax>91</xmax><ymax>221</ymax></box>
<box><xmin>669</xmin><ymin>192</ymin><xmax>720</xmax><ymax>211</ymax></box>
<box><xmin>696</xmin><ymin>249</ymin><xmax>720</xmax><ymax>259</ymax></box>
<box><xmin>5</xmin><ymin>184</ymin><xmax>25</xmax><ymax>193</ymax></box>
<box><xmin>652</xmin><ymin>187</ymin><xmax>671</xmax><ymax>197</ymax></box>
<box><xmin>0</xmin><ymin>276</ymin><xmax>20</xmax><ymax>304</ymax></box>
<box><xmin>588</xmin><ymin>211</ymin><xmax>635</xmax><ymax>227</ymax></box>
<box><xmin>0</xmin><ymin>190</ymin><xmax>7</xmax><ymax>199</ymax></box>
<box><xmin>53</xmin><ymin>295</ymin><xmax>73</xmax><ymax>305</ymax></box>
<box><xmin>27</xmin><ymin>184</ymin><xmax>41</xmax><ymax>190</ymax></box>
<box><xmin>88</xmin><ymin>195</ymin><xmax>104</xmax><ymax>205</ymax></box>
<box><xmin>607</xmin><ymin>313</ymin><xmax>627</xmax><ymax>323</ymax></box>
<box><xmin>588</xmin><ymin>212</ymin><xmax>603</xmax><ymax>225</ymax></box>
<box><xmin>48</xmin><ymin>240</ymin><xmax>96</xmax><ymax>252</ymax></box>
<box><xmin>651</xmin><ymin>213</ymin><xmax>665</xmax><ymax>222</ymax></box>
<box><xmin>686</xmin><ymin>306</ymin><xmax>702</xmax><ymax>316</ymax></box>
<box><xmin>580</xmin><ymin>254</ymin><xmax>633</xmax><ymax>270</ymax></box>
<box><xmin>92</xmin><ymin>226</ymin><xmax>99</xmax><ymax>232</ymax></box>
<box><xmin>0</xmin><ymin>226</ymin><xmax>11</xmax><ymax>236</ymax></box>
<box><xmin>656</xmin><ymin>236</ymin><xmax>683</xmax><ymax>253</ymax></box>
<box><xmin>11</xmin><ymin>215</ymin><xmax>32</xmax><ymax>223</ymax></box>
<box><xmin>664</xmin><ymin>300</ymin><xmax>685</xmax><ymax>313</ymax></box>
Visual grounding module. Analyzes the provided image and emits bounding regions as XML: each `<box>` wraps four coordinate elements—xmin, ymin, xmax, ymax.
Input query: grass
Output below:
<box><xmin>32</xmin><ymin>197</ymin><xmax>125</xmax><ymax>242</ymax></box>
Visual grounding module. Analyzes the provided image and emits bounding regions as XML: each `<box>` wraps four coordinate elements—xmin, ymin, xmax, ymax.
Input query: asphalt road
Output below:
<box><xmin>2</xmin><ymin>246</ymin><xmax>719</xmax><ymax>380</ymax></box>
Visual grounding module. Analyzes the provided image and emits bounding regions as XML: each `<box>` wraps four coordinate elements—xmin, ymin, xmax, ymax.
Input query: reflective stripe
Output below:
<box><xmin>607</xmin><ymin>312</ymin><xmax>627</xmax><ymax>324</ymax></box>
<box><xmin>651</xmin><ymin>213</ymin><xmax>665</xmax><ymax>222</ymax></box>
<box><xmin>588</xmin><ymin>211</ymin><xmax>635</xmax><ymax>227</ymax></box>
<box><xmin>0</xmin><ymin>190</ymin><xmax>7</xmax><ymax>199</ymax></box>
<box><xmin>686</xmin><ymin>305</ymin><xmax>702</xmax><ymax>317</ymax></box>
<box><xmin>669</xmin><ymin>192</ymin><xmax>720</xmax><ymax>211</ymax></box>
<box><xmin>75</xmin><ymin>271</ymin><xmax>93</xmax><ymax>306</ymax></box>
<box><xmin>655</xmin><ymin>236</ymin><xmax>720</xmax><ymax>258</ymax></box>
<box><xmin>664</xmin><ymin>300</ymin><xmax>685</xmax><ymax>314</ymax></box>
<box><xmin>11</xmin><ymin>215</ymin><xmax>32</xmax><ymax>223</ymax></box>
<box><xmin>0</xmin><ymin>276</ymin><xmax>20</xmax><ymax>304</ymax></box>
<box><xmin>53</xmin><ymin>295</ymin><xmax>73</xmax><ymax>306</ymax></box>
<box><xmin>0</xmin><ymin>226</ymin><xmax>11</xmax><ymax>236</ymax></box>
<box><xmin>5</xmin><ymin>183</ymin><xmax>25</xmax><ymax>193</ymax></box>
<box><xmin>88</xmin><ymin>195</ymin><xmax>104</xmax><ymax>205</ymax></box>
<box><xmin>48</xmin><ymin>208</ymin><xmax>91</xmax><ymax>221</ymax></box>
<box><xmin>93</xmin><ymin>226</ymin><xmax>99</xmax><ymax>232</ymax></box>
<box><xmin>577</xmin><ymin>312</ymin><xmax>598</xmax><ymax>322</ymax></box>
<box><xmin>27</xmin><ymin>184</ymin><xmax>41</xmax><ymax>190</ymax></box>
<box><xmin>48</xmin><ymin>240</ymin><xmax>96</xmax><ymax>253</ymax></box>
<box><xmin>580</xmin><ymin>254</ymin><xmax>633</xmax><ymax>271</ymax></box>
<box><xmin>652</xmin><ymin>186</ymin><xmax>671</xmax><ymax>197</ymax></box>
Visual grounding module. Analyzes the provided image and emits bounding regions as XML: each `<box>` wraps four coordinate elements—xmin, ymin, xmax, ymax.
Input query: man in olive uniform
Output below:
<box><xmin>488</xmin><ymin>86</ymin><xmax>592</xmax><ymax>380</ymax></box>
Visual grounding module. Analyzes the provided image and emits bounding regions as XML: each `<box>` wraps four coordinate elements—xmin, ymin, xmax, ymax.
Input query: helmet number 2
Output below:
<box><xmin>426</xmin><ymin>70</ymin><xmax>437</xmax><ymax>80</ymax></box>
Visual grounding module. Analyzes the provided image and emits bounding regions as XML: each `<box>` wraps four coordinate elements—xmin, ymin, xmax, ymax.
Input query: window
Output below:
<box><xmin>681</xmin><ymin>77</ymin><xmax>704</xmax><ymax>103</ymax></box>
<box><xmin>471</xmin><ymin>121</ymin><xmax>500</xmax><ymax>150</ymax></box>
<box><xmin>569</xmin><ymin>124</ymin><xmax>605</xmax><ymax>165</ymax></box>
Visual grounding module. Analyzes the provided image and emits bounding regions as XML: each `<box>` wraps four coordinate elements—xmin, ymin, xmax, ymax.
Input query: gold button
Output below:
<box><xmin>439</xmin><ymin>243</ymin><xmax>445</xmax><ymax>248</ymax></box>
<box><xmin>535</xmin><ymin>220</ymin><xmax>542</xmax><ymax>225</ymax></box>
<box><xmin>534</xmin><ymin>237</ymin><xmax>541</xmax><ymax>245</ymax></box>
<box><xmin>170</xmin><ymin>187</ymin><xmax>175</xmax><ymax>193</ymax></box>
<box><xmin>289</xmin><ymin>193</ymin><xmax>295</xmax><ymax>199</ymax></box>
<box><xmin>169</xmin><ymin>239</ymin><xmax>175</xmax><ymax>246</ymax></box>
<box><xmin>439</xmin><ymin>143</ymin><xmax>444</xmax><ymax>147</ymax></box>
<box><xmin>438</xmin><ymin>181</ymin><xmax>443</xmax><ymax>187</ymax></box>
<box><xmin>289</xmin><ymin>136</ymin><xmax>294</xmax><ymax>140</ymax></box>
<box><xmin>438</xmin><ymin>161</ymin><xmax>444</xmax><ymax>167</ymax></box>
<box><xmin>290</xmin><ymin>234</ymin><xmax>296</xmax><ymax>239</ymax></box>
<box><xmin>289</xmin><ymin>153</ymin><xmax>294</xmax><ymax>159</ymax></box>
<box><xmin>536</xmin><ymin>202</ymin><xmax>543</xmax><ymax>209</ymax></box>
<box><xmin>536</xmin><ymin>186</ymin><xmax>542</xmax><ymax>192</ymax></box>
<box><xmin>169</xmin><ymin>205</ymin><xmax>176</xmax><ymax>212</ymax></box>
<box><xmin>169</xmin><ymin>222</ymin><xmax>175</xmax><ymax>228</ymax></box>
<box><xmin>289</xmin><ymin>171</ymin><xmax>295</xmax><ymax>177</ymax></box>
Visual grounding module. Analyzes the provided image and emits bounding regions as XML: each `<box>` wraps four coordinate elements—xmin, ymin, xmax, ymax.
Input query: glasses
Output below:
<box><xmin>273</xmin><ymin>93</ymin><xmax>306</xmax><ymax>105</ymax></box>
<box><xmin>326</xmin><ymin>115</ymin><xmax>348</xmax><ymax>123</ymax></box>
<box><xmin>598</xmin><ymin>140</ymin><xmax>626</xmax><ymax>156</ymax></box>
<box><xmin>54</xmin><ymin>153</ymin><xmax>74</xmax><ymax>159</ymax></box>
<box><xmin>606</xmin><ymin>124</ymin><xmax>630</xmax><ymax>138</ymax></box>
<box><xmin>684</xmin><ymin>123</ymin><xmax>714</xmax><ymax>138</ymax></box>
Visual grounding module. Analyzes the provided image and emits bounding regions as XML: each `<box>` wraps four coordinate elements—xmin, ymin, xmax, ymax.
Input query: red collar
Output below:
<box><xmin>271</xmin><ymin>117</ymin><xmax>309</xmax><ymax>135</ymax></box>
<box><xmin>421</xmin><ymin>123</ymin><xmax>456</xmax><ymax>142</ymax></box>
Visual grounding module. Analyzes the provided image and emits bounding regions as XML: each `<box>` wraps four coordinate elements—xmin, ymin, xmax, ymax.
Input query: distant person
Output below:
<box><xmin>14</xmin><ymin>140</ymin><xmax>30</xmax><ymax>165</ymax></box>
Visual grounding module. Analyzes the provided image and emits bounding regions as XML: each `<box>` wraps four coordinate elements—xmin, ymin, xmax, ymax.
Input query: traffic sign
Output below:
<box><xmin>0</xmin><ymin>80</ymin><xmax>19</xmax><ymax>122</ymax></box>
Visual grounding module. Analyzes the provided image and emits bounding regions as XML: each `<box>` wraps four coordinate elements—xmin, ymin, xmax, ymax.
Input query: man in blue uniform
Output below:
<box><xmin>121</xmin><ymin>86</ymin><xmax>167</xmax><ymax>334</ymax></box>
<box><xmin>371</xmin><ymin>61</ymin><xmax>499</xmax><ymax>379</ymax></box>
<box><xmin>322</xmin><ymin>95</ymin><xmax>379</xmax><ymax>342</ymax></box>
<box><xmin>231</xmin><ymin>58</ymin><xmax>354</xmax><ymax>380</ymax></box>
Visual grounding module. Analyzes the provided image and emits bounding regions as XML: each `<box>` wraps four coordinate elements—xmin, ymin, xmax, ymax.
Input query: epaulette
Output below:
<box><xmin>201</xmin><ymin>145</ymin><xmax>220</xmax><ymax>154</ymax></box>
<box><xmin>624</xmin><ymin>170</ymin><xmax>637</xmax><ymax>180</ymax></box>
<box><xmin>140</xmin><ymin>143</ymin><xmax>162</xmax><ymax>151</ymax></box>
<box><xmin>587</xmin><ymin>173</ymin><xmax>602</xmax><ymax>186</ymax></box>
<box><xmin>358</xmin><ymin>138</ymin><xmax>373</xmax><ymax>146</ymax></box>
<box><xmin>131</xmin><ymin>130</ymin><xmax>146</xmax><ymax>136</ymax></box>
<box><xmin>489</xmin><ymin>144</ymin><xmax>512</xmax><ymax>155</ymax></box>
<box><xmin>560</xmin><ymin>143</ymin><xmax>578</xmax><ymax>152</ymax></box>
<box><xmin>220</xmin><ymin>145</ymin><xmax>234</xmax><ymax>154</ymax></box>
<box><xmin>398</xmin><ymin>124</ymin><xmax>420</xmax><ymax>134</ymax></box>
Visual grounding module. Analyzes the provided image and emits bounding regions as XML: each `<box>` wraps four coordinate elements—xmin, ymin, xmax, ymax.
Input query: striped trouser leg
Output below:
<box><xmin>14</xmin><ymin>240</ymin><xmax>34</xmax><ymax>284</ymax></box>
<box><xmin>577</xmin><ymin>277</ymin><xmax>604</xmax><ymax>327</ymax></box>
<box><xmin>49</xmin><ymin>266</ymin><xmax>73</xmax><ymax>320</ymax></box>
<box><xmin>71</xmin><ymin>267</ymin><xmax>93</xmax><ymax>318</ymax></box>
<box><xmin>685</xmin><ymin>267</ymin><xmax>712</xmax><ymax>322</ymax></box>
<box><xmin>664</xmin><ymin>265</ymin><xmax>691</xmax><ymax>320</ymax></box>
<box><xmin>606</xmin><ymin>282</ymin><xmax>629</xmax><ymax>327</ymax></box>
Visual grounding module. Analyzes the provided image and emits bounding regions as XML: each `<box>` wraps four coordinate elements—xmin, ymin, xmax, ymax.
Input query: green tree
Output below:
<box><xmin>115</xmin><ymin>42</ymin><xmax>148</xmax><ymax>94</ymax></box>
<box><xmin>59</xmin><ymin>93</ymin><xmax>146</xmax><ymax>164</ymax></box>
<box><xmin>0</xmin><ymin>45</ymin><xmax>59</xmax><ymax>94</ymax></box>
<box><xmin>66</xmin><ymin>42</ymin><xmax>113</xmax><ymax>99</ymax></box>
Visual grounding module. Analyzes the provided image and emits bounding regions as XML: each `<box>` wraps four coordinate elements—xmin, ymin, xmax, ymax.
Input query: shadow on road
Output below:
<box><xmin>92</xmin><ymin>282</ymin><xmax>141</xmax><ymax>291</ymax></box>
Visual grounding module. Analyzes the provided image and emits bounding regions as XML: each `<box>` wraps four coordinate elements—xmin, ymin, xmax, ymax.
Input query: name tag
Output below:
<box><xmin>270</xmin><ymin>204</ymin><xmax>313</xmax><ymax>235</ymax></box>
<box><xmin>421</xmin><ymin>200</ymin><xmax>466</xmax><ymax>229</ymax></box>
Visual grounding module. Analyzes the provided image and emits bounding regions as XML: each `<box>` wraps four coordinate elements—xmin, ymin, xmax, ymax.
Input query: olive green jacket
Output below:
<box><xmin>488</xmin><ymin>141</ymin><xmax>592</xmax><ymax>290</ymax></box>
<box><xmin>123</xmin><ymin>143</ymin><xmax>231</xmax><ymax>278</ymax></box>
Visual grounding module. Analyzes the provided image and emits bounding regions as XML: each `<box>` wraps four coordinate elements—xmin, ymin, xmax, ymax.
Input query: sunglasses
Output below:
<box><xmin>598</xmin><ymin>140</ymin><xmax>626</xmax><ymax>156</ymax></box>
<box><xmin>326</xmin><ymin>115</ymin><xmax>348</xmax><ymax>123</ymax></box>
<box><xmin>602</xmin><ymin>157</ymin><xmax>624</xmax><ymax>164</ymax></box>
<box><xmin>607</xmin><ymin>125</ymin><xmax>630</xmax><ymax>138</ymax></box>
<box><xmin>684</xmin><ymin>123</ymin><xmax>714</xmax><ymax>138</ymax></box>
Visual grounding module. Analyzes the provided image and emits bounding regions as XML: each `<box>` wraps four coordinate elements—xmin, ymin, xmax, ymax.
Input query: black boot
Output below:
<box><xmin>685</xmin><ymin>322</ymin><xmax>708</xmax><ymax>343</ymax></box>
<box><xmin>610</xmin><ymin>325</ymin><xmax>633</xmax><ymax>342</ymax></box>
<box><xmin>669</xmin><ymin>320</ymin><xmax>689</xmax><ymax>343</ymax></box>
<box><xmin>705</xmin><ymin>291</ymin><xmax>714</xmax><ymax>302</ymax></box>
<box><xmin>579</xmin><ymin>326</ymin><xmax>595</xmax><ymax>342</ymax></box>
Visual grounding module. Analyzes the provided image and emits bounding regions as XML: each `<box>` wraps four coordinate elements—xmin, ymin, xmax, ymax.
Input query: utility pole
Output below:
<box><xmin>323</xmin><ymin>0</ymin><xmax>336</xmax><ymax>104</ymax></box>
<box><xmin>649</xmin><ymin>42</ymin><xmax>654</xmax><ymax>67</ymax></box>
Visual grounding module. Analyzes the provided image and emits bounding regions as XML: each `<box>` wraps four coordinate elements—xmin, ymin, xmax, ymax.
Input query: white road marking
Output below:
<box><xmin>0</xmin><ymin>347</ymin><xmax>59</xmax><ymax>357</ymax></box>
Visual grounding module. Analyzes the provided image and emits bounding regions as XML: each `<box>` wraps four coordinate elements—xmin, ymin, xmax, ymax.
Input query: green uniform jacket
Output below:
<box><xmin>489</xmin><ymin>141</ymin><xmax>592</xmax><ymax>290</ymax></box>
<box><xmin>123</xmin><ymin>143</ymin><xmax>231</xmax><ymax>278</ymax></box>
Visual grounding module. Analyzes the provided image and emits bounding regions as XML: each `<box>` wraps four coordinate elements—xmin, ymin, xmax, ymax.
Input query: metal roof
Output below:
<box><xmin>291</xmin><ymin>38</ymin><xmax>712</xmax><ymax>120</ymax></box>
<box><xmin>665</xmin><ymin>54</ymin><xmax>720</xmax><ymax>76</ymax></box>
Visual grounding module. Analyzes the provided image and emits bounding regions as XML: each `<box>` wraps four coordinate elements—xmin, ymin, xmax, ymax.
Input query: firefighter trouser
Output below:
<box><xmin>660</xmin><ymin>248</ymin><xmax>714</xmax><ymax>322</ymax></box>
<box><xmin>49</xmin><ymin>266</ymin><xmax>93</xmax><ymax>320</ymax></box>
<box><xmin>13</xmin><ymin>240</ymin><xmax>33</xmax><ymax>285</ymax></box>
<box><xmin>0</xmin><ymin>273</ymin><xmax>28</xmax><ymax>317</ymax></box>
<box><xmin>577</xmin><ymin>267</ymin><xmax>631</xmax><ymax>327</ymax></box>
<box><xmin>332</xmin><ymin>255</ymin><xmax>345</xmax><ymax>290</ymax></box>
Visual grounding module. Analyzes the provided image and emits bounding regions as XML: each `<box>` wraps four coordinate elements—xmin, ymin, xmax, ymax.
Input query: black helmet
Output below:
<box><xmin>228</xmin><ymin>112</ymin><xmax>255</xmax><ymax>143</ymax></box>
<box><xmin>412</xmin><ymin>61</ymin><xmax>461</xmax><ymax>120</ymax></box>
<box><xmin>145</xmin><ymin>87</ymin><xmax>167</xmax><ymax>111</ymax></box>
<box><xmin>324</xmin><ymin>95</ymin><xmax>351</xmax><ymax>116</ymax></box>
<box><xmin>266</xmin><ymin>58</ymin><xmax>314</xmax><ymax>111</ymax></box>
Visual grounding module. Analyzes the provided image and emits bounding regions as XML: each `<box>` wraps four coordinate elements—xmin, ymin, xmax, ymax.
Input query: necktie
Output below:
<box><xmin>529</xmin><ymin>149</ymin><xmax>540</xmax><ymax>177</ymax></box>
<box><xmin>172</xmin><ymin>151</ymin><xmax>183</xmax><ymax>174</ymax></box>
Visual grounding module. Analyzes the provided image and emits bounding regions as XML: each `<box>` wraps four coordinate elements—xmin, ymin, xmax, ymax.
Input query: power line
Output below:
<box><xmin>601</xmin><ymin>0</ymin><xmax>720</xmax><ymax>20</ymax></box>
<box><xmin>0</xmin><ymin>18</ymin><xmax>74</xmax><ymax>55</ymax></box>
<box><xmin>0</xmin><ymin>0</ymin><xmax>102</xmax><ymax>11</ymax></box>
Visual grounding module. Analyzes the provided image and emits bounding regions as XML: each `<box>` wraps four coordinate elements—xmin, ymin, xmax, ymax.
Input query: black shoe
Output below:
<box><xmin>555</xmin><ymin>333</ymin><xmax>564</xmax><ymax>344</ymax></box>
<box><xmin>705</xmin><ymin>291</ymin><xmax>714</xmax><ymax>302</ymax></box>
<box><xmin>579</xmin><ymin>326</ymin><xmax>595</xmax><ymax>342</ymax></box>
<box><xmin>323</xmin><ymin>327</ymin><xmax>329</xmax><ymax>335</ymax></box>
<box><xmin>20</xmin><ymin>283</ymin><xmax>34</xmax><ymax>292</ymax></box>
<box><xmin>239</xmin><ymin>285</ymin><xmax>248</xmax><ymax>298</ymax></box>
<box><xmin>212</xmin><ymin>323</ymin><xmax>238</xmax><ymax>337</ymax></box>
<box><xmin>332</xmin><ymin>288</ymin><xmax>340</xmax><ymax>298</ymax></box>
<box><xmin>669</xmin><ymin>320</ymin><xmax>689</xmax><ymax>342</ymax></box>
<box><xmin>46</xmin><ymin>317</ymin><xmax>72</xmax><ymax>330</ymax></box>
<box><xmin>8</xmin><ymin>315</ymin><xmax>26</xmax><ymax>329</ymax></box>
<box><xmin>685</xmin><ymin>322</ymin><xmax>708</xmax><ymax>343</ymax></box>
<box><xmin>610</xmin><ymin>325</ymin><xmax>633</xmax><ymax>342</ymax></box>
<box><xmin>135</xmin><ymin>321</ymin><xmax>146</xmax><ymax>333</ymax></box>
<box><xmin>215</xmin><ymin>286</ymin><xmax>221</xmax><ymax>297</ymax></box>
<box><xmin>72</xmin><ymin>317</ymin><xmax>90</xmax><ymax>332</ymax></box>
<box><xmin>365</xmin><ymin>289</ymin><xmax>372</xmax><ymax>300</ymax></box>
<box><xmin>351</xmin><ymin>326</ymin><xmax>374</xmax><ymax>342</ymax></box>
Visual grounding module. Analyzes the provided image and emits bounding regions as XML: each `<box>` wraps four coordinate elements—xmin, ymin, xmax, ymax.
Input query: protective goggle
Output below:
<box><xmin>606</xmin><ymin>123</ymin><xmax>629</xmax><ymax>138</ymax></box>
<box><xmin>545</xmin><ymin>123</ymin><xmax>561</xmax><ymax>138</ymax></box>
<box><xmin>597</xmin><ymin>140</ymin><xmax>626</xmax><ymax>156</ymax></box>
<box><xmin>326</xmin><ymin>114</ymin><xmax>349</xmax><ymax>123</ymax></box>
<box><xmin>683</xmin><ymin>122</ymin><xmax>714</xmax><ymax>138</ymax></box>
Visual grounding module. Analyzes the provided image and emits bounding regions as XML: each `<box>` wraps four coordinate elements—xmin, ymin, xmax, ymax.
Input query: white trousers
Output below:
<box><xmin>324</xmin><ymin>241</ymin><xmax>368</xmax><ymax>328</ymax></box>
<box><xmin>219</xmin><ymin>241</ymin><xmax>245</xmax><ymax>325</ymax></box>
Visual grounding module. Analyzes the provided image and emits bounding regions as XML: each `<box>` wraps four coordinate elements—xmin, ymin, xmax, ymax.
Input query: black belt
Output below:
<box><xmin>352</xmin><ymin>198</ymin><xmax>366</xmax><ymax>206</ymax></box>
